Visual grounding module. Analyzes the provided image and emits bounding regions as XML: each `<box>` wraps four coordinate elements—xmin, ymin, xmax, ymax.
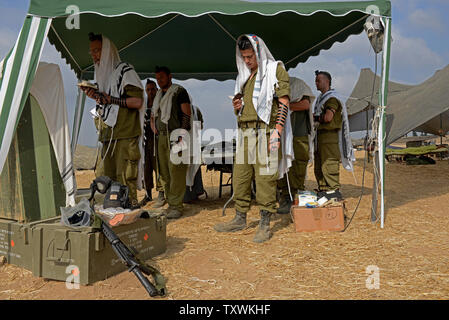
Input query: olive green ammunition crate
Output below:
<box><xmin>0</xmin><ymin>214</ymin><xmax>167</xmax><ymax>285</ymax></box>
<box><xmin>0</xmin><ymin>218</ymin><xmax>42</xmax><ymax>270</ymax></box>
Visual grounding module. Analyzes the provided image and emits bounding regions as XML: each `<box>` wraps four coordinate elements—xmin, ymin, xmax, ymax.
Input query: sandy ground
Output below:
<box><xmin>1</xmin><ymin>148</ymin><xmax>448</xmax><ymax>300</ymax></box>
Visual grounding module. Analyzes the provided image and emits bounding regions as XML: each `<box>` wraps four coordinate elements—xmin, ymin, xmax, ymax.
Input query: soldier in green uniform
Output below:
<box><xmin>150</xmin><ymin>66</ymin><xmax>191</xmax><ymax>219</ymax></box>
<box><xmin>277</xmin><ymin>77</ymin><xmax>315</xmax><ymax>214</ymax></box>
<box><xmin>140</xmin><ymin>79</ymin><xmax>164</xmax><ymax>206</ymax></box>
<box><xmin>82</xmin><ymin>33</ymin><xmax>144</xmax><ymax>207</ymax></box>
<box><xmin>214</xmin><ymin>35</ymin><xmax>290</xmax><ymax>243</ymax></box>
<box><xmin>313</xmin><ymin>71</ymin><xmax>344</xmax><ymax>200</ymax></box>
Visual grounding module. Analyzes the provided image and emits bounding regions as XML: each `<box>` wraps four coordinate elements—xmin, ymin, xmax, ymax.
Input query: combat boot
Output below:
<box><xmin>152</xmin><ymin>191</ymin><xmax>166</xmax><ymax>208</ymax></box>
<box><xmin>253</xmin><ymin>210</ymin><xmax>271</xmax><ymax>243</ymax></box>
<box><xmin>165</xmin><ymin>206</ymin><xmax>182</xmax><ymax>219</ymax></box>
<box><xmin>138</xmin><ymin>193</ymin><xmax>152</xmax><ymax>207</ymax></box>
<box><xmin>277</xmin><ymin>197</ymin><xmax>292</xmax><ymax>215</ymax></box>
<box><xmin>214</xmin><ymin>211</ymin><xmax>247</xmax><ymax>232</ymax></box>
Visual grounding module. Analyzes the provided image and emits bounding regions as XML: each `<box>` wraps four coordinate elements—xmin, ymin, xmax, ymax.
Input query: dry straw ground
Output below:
<box><xmin>0</xmin><ymin>146</ymin><xmax>448</xmax><ymax>300</ymax></box>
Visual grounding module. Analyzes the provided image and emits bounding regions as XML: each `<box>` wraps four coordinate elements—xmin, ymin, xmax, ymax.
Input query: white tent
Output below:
<box><xmin>30</xmin><ymin>62</ymin><xmax>76</xmax><ymax>206</ymax></box>
<box><xmin>0</xmin><ymin>62</ymin><xmax>76</xmax><ymax>210</ymax></box>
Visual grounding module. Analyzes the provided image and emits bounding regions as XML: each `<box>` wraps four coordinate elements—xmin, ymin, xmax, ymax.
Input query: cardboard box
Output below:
<box><xmin>291</xmin><ymin>204</ymin><xmax>345</xmax><ymax>232</ymax></box>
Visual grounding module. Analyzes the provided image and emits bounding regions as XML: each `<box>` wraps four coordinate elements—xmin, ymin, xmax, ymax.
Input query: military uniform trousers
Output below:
<box><xmin>314</xmin><ymin>130</ymin><xmax>341</xmax><ymax>191</ymax></box>
<box><xmin>96</xmin><ymin>136</ymin><xmax>140</xmax><ymax>204</ymax></box>
<box><xmin>157</xmin><ymin>132</ymin><xmax>187</xmax><ymax>210</ymax></box>
<box><xmin>144</xmin><ymin>134</ymin><xmax>163</xmax><ymax>195</ymax></box>
<box><xmin>278</xmin><ymin>135</ymin><xmax>309</xmax><ymax>198</ymax></box>
<box><xmin>233</xmin><ymin>126</ymin><xmax>280</xmax><ymax>214</ymax></box>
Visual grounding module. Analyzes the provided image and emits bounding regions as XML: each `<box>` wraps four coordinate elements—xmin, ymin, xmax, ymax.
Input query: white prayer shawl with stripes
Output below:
<box><xmin>151</xmin><ymin>83</ymin><xmax>183</xmax><ymax>124</ymax></box>
<box><xmin>95</xmin><ymin>65</ymin><xmax>144</xmax><ymax>129</ymax></box>
<box><xmin>94</xmin><ymin>36</ymin><xmax>145</xmax><ymax>190</ymax></box>
<box><xmin>235</xmin><ymin>34</ymin><xmax>281</xmax><ymax>125</ymax></box>
<box><xmin>186</xmin><ymin>105</ymin><xmax>202</xmax><ymax>187</ymax></box>
<box><xmin>313</xmin><ymin>89</ymin><xmax>355</xmax><ymax>171</ymax></box>
<box><xmin>234</xmin><ymin>34</ymin><xmax>294</xmax><ymax>179</ymax></box>
<box><xmin>289</xmin><ymin>77</ymin><xmax>316</xmax><ymax>164</ymax></box>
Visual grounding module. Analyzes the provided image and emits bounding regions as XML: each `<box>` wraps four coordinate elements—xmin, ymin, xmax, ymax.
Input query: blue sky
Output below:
<box><xmin>1</xmin><ymin>0</ymin><xmax>448</xmax><ymax>146</ymax></box>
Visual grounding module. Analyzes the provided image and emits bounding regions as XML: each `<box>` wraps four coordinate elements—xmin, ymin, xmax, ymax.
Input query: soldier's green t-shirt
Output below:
<box><xmin>98</xmin><ymin>84</ymin><xmax>143</xmax><ymax>142</ymax></box>
<box><xmin>291</xmin><ymin>96</ymin><xmax>311</xmax><ymax>137</ymax></box>
<box><xmin>317</xmin><ymin>97</ymin><xmax>342</xmax><ymax>132</ymax></box>
<box><xmin>238</xmin><ymin>63</ymin><xmax>290</xmax><ymax>126</ymax></box>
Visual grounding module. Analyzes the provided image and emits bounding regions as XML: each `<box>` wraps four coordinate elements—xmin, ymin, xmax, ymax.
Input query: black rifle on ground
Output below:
<box><xmin>99</xmin><ymin>215</ymin><xmax>165</xmax><ymax>297</ymax></box>
<box><xmin>88</xmin><ymin>177</ymin><xmax>166</xmax><ymax>297</ymax></box>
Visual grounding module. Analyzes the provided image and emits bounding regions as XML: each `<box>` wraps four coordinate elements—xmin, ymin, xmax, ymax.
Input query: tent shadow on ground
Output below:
<box><xmin>271</xmin><ymin>214</ymin><xmax>294</xmax><ymax>233</ymax></box>
<box><xmin>340</xmin><ymin>183</ymin><xmax>374</xmax><ymax>199</ymax></box>
<box><xmin>184</xmin><ymin>159</ymin><xmax>449</xmax><ymax>220</ymax></box>
<box><xmin>156</xmin><ymin>236</ymin><xmax>188</xmax><ymax>260</ymax></box>
<box><xmin>330</xmin><ymin>160</ymin><xmax>449</xmax><ymax>213</ymax></box>
<box><xmin>183</xmin><ymin>187</ymin><xmax>294</xmax><ymax>234</ymax></box>
<box><xmin>231</xmin><ymin>214</ymin><xmax>291</xmax><ymax>234</ymax></box>
<box><xmin>383</xmin><ymin>161</ymin><xmax>449</xmax><ymax>210</ymax></box>
<box><xmin>183</xmin><ymin>195</ymin><xmax>233</xmax><ymax>218</ymax></box>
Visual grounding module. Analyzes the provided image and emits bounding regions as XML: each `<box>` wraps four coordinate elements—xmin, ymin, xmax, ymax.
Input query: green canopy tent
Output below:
<box><xmin>0</xmin><ymin>0</ymin><xmax>392</xmax><ymax>227</ymax></box>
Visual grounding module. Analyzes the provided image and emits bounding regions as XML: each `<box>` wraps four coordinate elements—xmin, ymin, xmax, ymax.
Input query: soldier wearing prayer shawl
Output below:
<box><xmin>82</xmin><ymin>33</ymin><xmax>144</xmax><ymax>207</ymax></box>
<box><xmin>312</xmin><ymin>70</ymin><xmax>355</xmax><ymax>201</ymax></box>
<box><xmin>214</xmin><ymin>35</ymin><xmax>292</xmax><ymax>243</ymax></box>
<box><xmin>150</xmin><ymin>66</ymin><xmax>192</xmax><ymax>219</ymax></box>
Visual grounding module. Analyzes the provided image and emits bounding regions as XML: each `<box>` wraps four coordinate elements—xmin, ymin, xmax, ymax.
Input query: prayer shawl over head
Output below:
<box><xmin>313</xmin><ymin>89</ymin><xmax>355</xmax><ymax>171</ymax></box>
<box><xmin>289</xmin><ymin>77</ymin><xmax>316</xmax><ymax>163</ymax></box>
<box><xmin>234</xmin><ymin>34</ymin><xmax>293</xmax><ymax>179</ymax></box>
<box><xmin>94</xmin><ymin>35</ymin><xmax>143</xmax><ymax>128</ymax></box>
<box><xmin>93</xmin><ymin>35</ymin><xmax>145</xmax><ymax>190</ymax></box>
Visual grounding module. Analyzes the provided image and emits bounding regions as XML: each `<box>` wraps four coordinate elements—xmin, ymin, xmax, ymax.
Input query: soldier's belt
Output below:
<box><xmin>317</xmin><ymin>129</ymin><xmax>339</xmax><ymax>143</ymax></box>
<box><xmin>238</xmin><ymin>121</ymin><xmax>274</xmax><ymax>130</ymax></box>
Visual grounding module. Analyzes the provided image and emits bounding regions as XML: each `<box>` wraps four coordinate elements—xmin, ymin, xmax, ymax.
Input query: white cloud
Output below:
<box><xmin>288</xmin><ymin>33</ymin><xmax>374</xmax><ymax>100</ymax></box>
<box><xmin>408</xmin><ymin>8</ymin><xmax>445</xmax><ymax>33</ymax></box>
<box><xmin>389</xmin><ymin>29</ymin><xmax>445</xmax><ymax>84</ymax></box>
<box><xmin>291</xmin><ymin>57</ymin><xmax>361</xmax><ymax>100</ymax></box>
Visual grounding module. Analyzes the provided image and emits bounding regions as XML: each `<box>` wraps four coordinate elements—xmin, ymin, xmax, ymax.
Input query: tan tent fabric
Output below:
<box><xmin>347</xmin><ymin>65</ymin><xmax>449</xmax><ymax>145</ymax></box>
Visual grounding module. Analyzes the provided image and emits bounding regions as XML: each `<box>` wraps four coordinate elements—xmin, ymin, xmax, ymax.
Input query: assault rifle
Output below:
<box><xmin>88</xmin><ymin>177</ymin><xmax>166</xmax><ymax>297</ymax></box>
<box><xmin>99</xmin><ymin>215</ymin><xmax>165</xmax><ymax>297</ymax></box>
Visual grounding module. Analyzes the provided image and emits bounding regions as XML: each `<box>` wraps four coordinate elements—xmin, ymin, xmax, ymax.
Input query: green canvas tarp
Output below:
<box><xmin>386</xmin><ymin>145</ymin><xmax>448</xmax><ymax>156</ymax></box>
<box><xmin>27</xmin><ymin>0</ymin><xmax>392</xmax><ymax>80</ymax></box>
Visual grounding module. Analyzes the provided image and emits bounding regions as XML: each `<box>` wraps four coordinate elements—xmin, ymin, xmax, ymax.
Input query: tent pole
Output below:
<box><xmin>371</xmin><ymin>150</ymin><xmax>379</xmax><ymax>222</ymax></box>
<box><xmin>71</xmin><ymin>75</ymin><xmax>87</xmax><ymax>155</ymax></box>
<box><xmin>71</xmin><ymin>85</ymin><xmax>81</xmax><ymax>151</ymax></box>
<box><xmin>440</xmin><ymin>114</ymin><xmax>443</xmax><ymax>160</ymax></box>
<box><xmin>378</xmin><ymin>17</ymin><xmax>392</xmax><ymax>229</ymax></box>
